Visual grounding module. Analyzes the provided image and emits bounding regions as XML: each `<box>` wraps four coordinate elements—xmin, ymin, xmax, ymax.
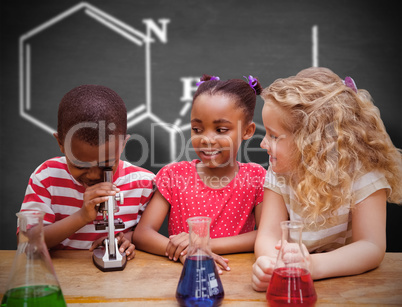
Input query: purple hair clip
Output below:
<box><xmin>343</xmin><ymin>76</ymin><xmax>357</xmax><ymax>93</ymax></box>
<box><xmin>244</xmin><ymin>75</ymin><xmax>258</xmax><ymax>94</ymax></box>
<box><xmin>196</xmin><ymin>76</ymin><xmax>220</xmax><ymax>86</ymax></box>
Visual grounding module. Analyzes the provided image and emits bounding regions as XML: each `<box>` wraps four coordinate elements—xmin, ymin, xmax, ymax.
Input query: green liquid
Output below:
<box><xmin>1</xmin><ymin>285</ymin><xmax>66</xmax><ymax>307</ymax></box>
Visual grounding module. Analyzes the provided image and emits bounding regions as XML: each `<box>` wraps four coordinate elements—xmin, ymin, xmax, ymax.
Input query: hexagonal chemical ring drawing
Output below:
<box><xmin>19</xmin><ymin>2</ymin><xmax>170</xmax><ymax>135</ymax></box>
<box><xmin>19</xmin><ymin>2</ymin><xmax>319</xmax><ymax>165</ymax></box>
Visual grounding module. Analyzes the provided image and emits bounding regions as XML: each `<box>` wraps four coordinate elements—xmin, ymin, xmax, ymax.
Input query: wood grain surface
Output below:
<box><xmin>1</xmin><ymin>250</ymin><xmax>401</xmax><ymax>306</ymax></box>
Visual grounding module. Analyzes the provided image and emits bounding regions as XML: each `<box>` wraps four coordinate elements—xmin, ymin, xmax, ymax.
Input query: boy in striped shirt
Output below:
<box><xmin>20</xmin><ymin>85</ymin><xmax>155</xmax><ymax>260</ymax></box>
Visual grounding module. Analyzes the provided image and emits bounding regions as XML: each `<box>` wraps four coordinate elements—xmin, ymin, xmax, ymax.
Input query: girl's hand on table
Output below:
<box><xmin>280</xmin><ymin>240</ymin><xmax>311</xmax><ymax>272</ymax></box>
<box><xmin>212</xmin><ymin>252</ymin><xmax>230</xmax><ymax>274</ymax></box>
<box><xmin>252</xmin><ymin>241</ymin><xmax>280</xmax><ymax>291</ymax></box>
<box><xmin>166</xmin><ymin>232</ymin><xmax>189</xmax><ymax>261</ymax></box>
<box><xmin>252</xmin><ymin>255</ymin><xmax>276</xmax><ymax>291</ymax></box>
<box><xmin>178</xmin><ymin>252</ymin><xmax>230</xmax><ymax>275</ymax></box>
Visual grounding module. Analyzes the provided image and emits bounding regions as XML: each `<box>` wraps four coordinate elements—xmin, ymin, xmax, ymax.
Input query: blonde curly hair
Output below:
<box><xmin>262</xmin><ymin>67</ymin><xmax>402</xmax><ymax>225</ymax></box>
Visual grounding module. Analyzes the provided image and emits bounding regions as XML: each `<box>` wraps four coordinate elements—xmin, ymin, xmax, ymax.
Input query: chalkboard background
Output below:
<box><xmin>1</xmin><ymin>0</ymin><xmax>401</xmax><ymax>251</ymax></box>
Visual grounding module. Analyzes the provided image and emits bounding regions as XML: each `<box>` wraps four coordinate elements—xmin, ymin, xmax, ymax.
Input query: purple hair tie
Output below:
<box><xmin>343</xmin><ymin>76</ymin><xmax>357</xmax><ymax>93</ymax></box>
<box><xmin>244</xmin><ymin>75</ymin><xmax>258</xmax><ymax>94</ymax></box>
<box><xmin>196</xmin><ymin>76</ymin><xmax>220</xmax><ymax>86</ymax></box>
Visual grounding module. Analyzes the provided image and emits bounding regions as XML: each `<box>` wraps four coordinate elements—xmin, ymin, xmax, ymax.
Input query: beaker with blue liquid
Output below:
<box><xmin>176</xmin><ymin>216</ymin><xmax>224</xmax><ymax>307</ymax></box>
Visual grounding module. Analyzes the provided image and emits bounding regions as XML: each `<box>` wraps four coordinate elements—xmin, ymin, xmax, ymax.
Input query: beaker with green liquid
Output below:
<box><xmin>1</xmin><ymin>210</ymin><xmax>66</xmax><ymax>306</ymax></box>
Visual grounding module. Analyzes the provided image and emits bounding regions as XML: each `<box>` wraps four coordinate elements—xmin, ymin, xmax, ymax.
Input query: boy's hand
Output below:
<box><xmin>116</xmin><ymin>232</ymin><xmax>136</xmax><ymax>260</ymax></box>
<box><xmin>80</xmin><ymin>182</ymin><xmax>119</xmax><ymax>223</ymax></box>
<box><xmin>166</xmin><ymin>232</ymin><xmax>189</xmax><ymax>261</ymax></box>
<box><xmin>89</xmin><ymin>232</ymin><xmax>136</xmax><ymax>261</ymax></box>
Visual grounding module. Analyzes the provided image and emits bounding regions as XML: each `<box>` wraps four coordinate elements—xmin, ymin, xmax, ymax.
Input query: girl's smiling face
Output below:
<box><xmin>261</xmin><ymin>102</ymin><xmax>296</xmax><ymax>174</ymax></box>
<box><xmin>191</xmin><ymin>94</ymin><xmax>255</xmax><ymax>170</ymax></box>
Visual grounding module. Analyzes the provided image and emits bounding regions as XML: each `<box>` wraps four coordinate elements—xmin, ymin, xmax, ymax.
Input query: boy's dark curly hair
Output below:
<box><xmin>57</xmin><ymin>85</ymin><xmax>127</xmax><ymax>145</ymax></box>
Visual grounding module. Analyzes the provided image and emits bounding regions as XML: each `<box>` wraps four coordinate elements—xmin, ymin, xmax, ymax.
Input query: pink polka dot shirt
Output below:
<box><xmin>155</xmin><ymin>160</ymin><xmax>266</xmax><ymax>238</ymax></box>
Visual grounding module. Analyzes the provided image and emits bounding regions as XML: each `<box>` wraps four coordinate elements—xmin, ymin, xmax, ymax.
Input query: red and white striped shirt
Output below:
<box><xmin>20</xmin><ymin>157</ymin><xmax>155</xmax><ymax>249</ymax></box>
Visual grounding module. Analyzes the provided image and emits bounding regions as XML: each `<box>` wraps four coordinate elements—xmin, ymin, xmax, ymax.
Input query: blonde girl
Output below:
<box><xmin>252</xmin><ymin>67</ymin><xmax>402</xmax><ymax>291</ymax></box>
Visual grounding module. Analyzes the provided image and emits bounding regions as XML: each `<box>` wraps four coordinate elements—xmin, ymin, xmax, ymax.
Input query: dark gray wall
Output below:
<box><xmin>1</xmin><ymin>0</ymin><xmax>401</xmax><ymax>250</ymax></box>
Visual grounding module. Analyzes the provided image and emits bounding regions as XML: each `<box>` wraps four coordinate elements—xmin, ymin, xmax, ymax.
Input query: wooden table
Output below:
<box><xmin>0</xmin><ymin>250</ymin><xmax>401</xmax><ymax>306</ymax></box>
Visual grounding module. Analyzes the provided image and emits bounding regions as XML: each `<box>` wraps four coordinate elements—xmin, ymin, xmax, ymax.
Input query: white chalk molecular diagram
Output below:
<box><xmin>19</xmin><ymin>2</ymin><xmax>319</xmax><ymax>164</ymax></box>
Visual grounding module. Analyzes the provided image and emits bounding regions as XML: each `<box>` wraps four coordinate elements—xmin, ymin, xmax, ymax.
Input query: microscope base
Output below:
<box><xmin>92</xmin><ymin>241</ymin><xmax>127</xmax><ymax>272</ymax></box>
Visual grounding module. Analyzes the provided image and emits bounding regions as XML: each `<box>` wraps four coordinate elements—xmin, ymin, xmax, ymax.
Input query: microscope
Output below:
<box><xmin>92</xmin><ymin>167</ymin><xmax>127</xmax><ymax>271</ymax></box>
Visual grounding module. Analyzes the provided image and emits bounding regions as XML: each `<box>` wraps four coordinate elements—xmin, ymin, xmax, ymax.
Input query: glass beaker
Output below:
<box><xmin>1</xmin><ymin>210</ymin><xmax>66</xmax><ymax>306</ymax></box>
<box><xmin>266</xmin><ymin>221</ymin><xmax>317</xmax><ymax>307</ymax></box>
<box><xmin>176</xmin><ymin>216</ymin><xmax>224</xmax><ymax>307</ymax></box>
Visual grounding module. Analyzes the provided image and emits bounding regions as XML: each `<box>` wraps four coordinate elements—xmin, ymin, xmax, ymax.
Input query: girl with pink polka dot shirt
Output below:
<box><xmin>133</xmin><ymin>74</ymin><xmax>266</xmax><ymax>272</ymax></box>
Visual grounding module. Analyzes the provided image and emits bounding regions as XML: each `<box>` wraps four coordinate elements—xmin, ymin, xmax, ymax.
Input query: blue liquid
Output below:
<box><xmin>176</xmin><ymin>255</ymin><xmax>224</xmax><ymax>307</ymax></box>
